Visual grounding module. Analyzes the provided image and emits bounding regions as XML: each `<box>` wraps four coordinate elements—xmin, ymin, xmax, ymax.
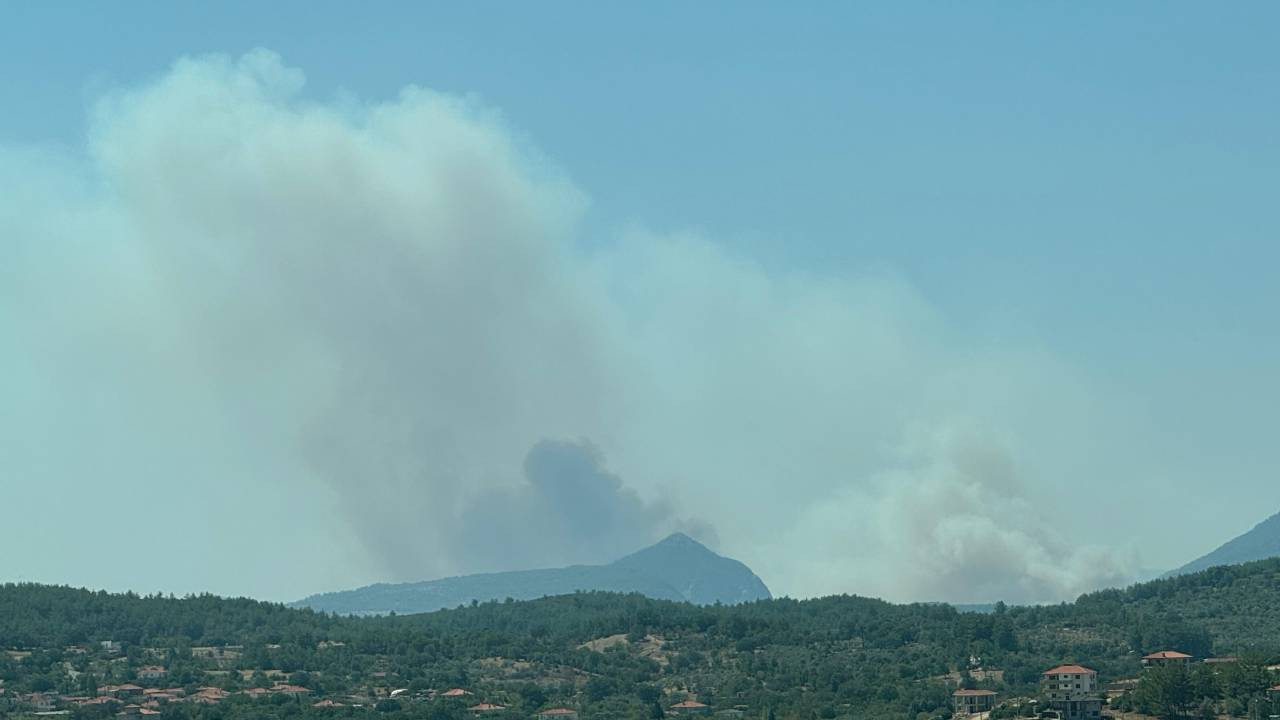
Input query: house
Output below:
<box><xmin>24</xmin><ymin>693</ymin><xmax>57</xmax><ymax>711</ymax></box>
<box><xmin>670</xmin><ymin>700</ymin><xmax>711</xmax><ymax>715</ymax></box>
<box><xmin>241</xmin><ymin>688</ymin><xmax>272</xmax><ymax>699</ymax></box>
<box><xmin>467</xmin><ymin>703</ymin><xmax>506</xmax><ymax>713</ymax></box>
<box><xmin>190</xmin><ymin>687</ymin><xmax>230</xmax><ymax>703</ymax></box>
<box><xmin>952</xmin><ymin>689</ymin><xmax>996</xmax><ymax>716</ymax></box>
<box><xmin>271</xmin><ymin>684</ymin><xmax>311</xmax><ymax>698</ymax></box>
<box><xmin>537</xmin><ymin>708</ymin><xmax>579</xmax><ymax>720</ymax></box>
<box><xmin>314</xmin><ymin>700</ymin><xmax>346</xmax><ymax>708</ymax></box>
<box><xmin>137</xmin><ymin>666</ymin><xmax>167</xmax><ymax>682</ymax></box>
<box><xmin>100</xmin><ymin>641</ymin><xmax>124</xmax><ymax>656</ymax></box>
<box><xmin>100</xmin><ymin>685</ymin><xmax>145</xmax><ymax>700</ymax></box>
<box><xmin>441</xmin><ymin>689</ymin><xmax>473</xmax><ymax>698</ymax></box>
<box><xmin>1268</xmin><ymin>685</ymin><xmax>1280</xmax><ymax>702</ymax></box>
<box><xmin>1142</xmin><ymin>651</ymin><xmax>1192</xmax><ymax>668</ymax></box>
<box><xmin>1042</xmin><ymin>665</ymin><xmax>1102</xmax><ymax>720</ymax></box>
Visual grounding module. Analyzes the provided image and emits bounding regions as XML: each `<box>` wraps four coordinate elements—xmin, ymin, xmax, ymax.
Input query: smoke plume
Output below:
<box><xmin>1</xmin><ymin>50</ymin><xmax>1140</xmax><ymax>602</ymax></box>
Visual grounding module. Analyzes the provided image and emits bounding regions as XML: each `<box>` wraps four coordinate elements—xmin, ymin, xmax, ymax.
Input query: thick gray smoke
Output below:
<box><xmin>1</xmin><ymin>50</ymin><xmax>1143</xmax><ymax>602</ymax></box>
<box><xmin>454</xmin><ymin>439</ymin><xmax>717</xmax><ymax>574</ymax></box>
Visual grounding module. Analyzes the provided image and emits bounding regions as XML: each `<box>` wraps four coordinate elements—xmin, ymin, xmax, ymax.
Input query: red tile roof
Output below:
<box><xmin>1043</xmin><ymin>665</ymin><xmax>1095</xmax><ymax>675</ymax></box>
<box><xmin>1143</xmin><ymin>651</ymin><xmax>1191</xmax><ymax>660</ymax></box>
<box><xmin>442</xmin><ymin>689</ymin><xmax>473</xmax><ymax>697</ymax></box>
<box><xmin>468</xmin><ymin>704</ymin><xmax>506</xmax><ymax>712</ymax></box>
<box><xmin>953</xmin><ymin>689</ymin><xmax>997</xmax><ymax>696</ymax></box>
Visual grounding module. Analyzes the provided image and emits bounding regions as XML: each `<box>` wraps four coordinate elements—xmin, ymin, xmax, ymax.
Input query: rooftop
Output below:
<box><xmin>1043</xmin><ymin>665</ymin><xmax>1095</xmax><ymax>676</ymax></box>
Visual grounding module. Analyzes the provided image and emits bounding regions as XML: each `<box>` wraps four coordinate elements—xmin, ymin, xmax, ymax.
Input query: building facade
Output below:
<box><xmin>952</xmin><ymin>689</ymin><xmax>996</xmax><ymax>716</ymax></box>
<box><xmin>1042</xmin><ymin>665</ymin><xmax>1102</xmax><ymax>720</ymax></box>
<box><xmin>1142</xmin><ymin>651</ymin><xmax>1192</xmax><ymax>668</ymax></box>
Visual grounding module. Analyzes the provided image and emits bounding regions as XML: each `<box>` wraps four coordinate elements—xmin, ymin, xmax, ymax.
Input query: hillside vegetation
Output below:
<box><xmin>3</xmin><ymin>559</ymin><xmax>1280</xmax><ymax>720</ymax></box>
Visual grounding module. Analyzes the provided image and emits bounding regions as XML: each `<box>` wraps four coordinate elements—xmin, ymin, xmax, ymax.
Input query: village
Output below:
<box><xmin>4</xmin><ymin>640</ymin><xmax>1280</xmax><ymax>720</ymax></box>
<box><xmin>0</xmin><ymin>639</ymin><xmax>735</xmax><ymax>720</ymax></box>
<box><xmin>947</xmin><ymin>652</ymin><xmax>1280</xmax><ymax>720</ymax></box>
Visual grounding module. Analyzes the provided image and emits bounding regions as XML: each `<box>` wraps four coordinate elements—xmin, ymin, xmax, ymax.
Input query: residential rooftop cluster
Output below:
<box><xmin>949</xmin><ymin>651</ymin><xmax>1280</xmax><ymax>720</ymax></box>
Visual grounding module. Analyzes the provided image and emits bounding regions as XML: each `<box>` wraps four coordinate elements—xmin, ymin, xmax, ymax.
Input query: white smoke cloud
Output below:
<box><xmin>771</xmin><ymin>425</ymin><xmax>1136</xmax><ymax>604</ymax></box>
<box><xmin>0</xmin><ymin>50</ymin><xmax>1140</xmax><ymax>602</ymax></box>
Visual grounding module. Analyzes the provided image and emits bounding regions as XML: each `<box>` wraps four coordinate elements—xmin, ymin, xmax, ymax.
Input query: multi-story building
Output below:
<box><xmin>1042</xmin><ymin>664</ymin><xmax>1102</xmax><ymax>720</ymax></box>
<box><xmin>952</xmin><ymin>689</ymin><xmax>997</xmax><ymax>716</ymax></box>
<box><xmin>1142</xmin><ymin>650</ymin><xmax>1192</xmax><ymax>668</ymax></box>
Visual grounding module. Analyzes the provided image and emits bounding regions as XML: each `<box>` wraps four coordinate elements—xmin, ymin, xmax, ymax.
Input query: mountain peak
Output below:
<box><xmin>293</xmin><ymin>533</ymin><xmax>770</xmax><ymax>615</ymax></box>
<box><xmin>654</xmin><ymin>532</ymin><xmax>705</xmax><ymax>548</ymax></box>
<box><xmin>611</xmin><ymin>533</ymin><xmax>770</xmax><ymax>605</ymax></box>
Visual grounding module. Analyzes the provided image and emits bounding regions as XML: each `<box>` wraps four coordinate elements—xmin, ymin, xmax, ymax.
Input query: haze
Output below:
<box><xmin>2</xmin><ymin>3</ymin><xmax>1278</xmax><ymax>606</ymax></box>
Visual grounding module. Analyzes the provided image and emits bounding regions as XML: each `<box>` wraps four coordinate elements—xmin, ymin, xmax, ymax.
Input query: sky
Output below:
<box><xmin>2</xmin><ymin>2</ymin><xmax>1278</xmax><ymax>606</ymax></box>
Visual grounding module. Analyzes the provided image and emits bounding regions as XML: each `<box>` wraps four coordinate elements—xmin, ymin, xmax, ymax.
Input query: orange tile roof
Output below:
<box><xmin>468</xmin><ymin>703</ymin><xmax>506</xmax><ymax>711</ymax></box>
<box><xmin>442</xmin><ymin>689</ymin><xmax>472</xmax><ymax>697</ymax></box>
<box><xmin>1143</xmin><ymin>651</ymin><xmax>1191</xmax><ymax>660</ymax></box>
<box><xmin>1043</xmin><ymin>664</ymin><xmax>1095</xmax><ymax>675</ymax></box>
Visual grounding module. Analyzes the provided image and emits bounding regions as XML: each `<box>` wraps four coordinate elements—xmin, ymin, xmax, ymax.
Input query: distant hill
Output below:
<box><xmin>1165</xmin><ymin>510</ymin><xmax>1280</xmax><ymax>577</ymax></box>
<box><xmin>292</xmin><ymin>533</ymin><xmax>771</xmax><ymax>615</ymax></box>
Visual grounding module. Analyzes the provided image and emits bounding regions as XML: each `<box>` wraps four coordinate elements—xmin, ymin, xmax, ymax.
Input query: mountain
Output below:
<box><xmin>292</xmin><ymin>533</ymin><xmax>771</xmax><ymax>615</ymax></box>
<box><xmin>1165</xmin><ymin>509</ymin><xmax>1280</xmax><ymax>577</ymax></box>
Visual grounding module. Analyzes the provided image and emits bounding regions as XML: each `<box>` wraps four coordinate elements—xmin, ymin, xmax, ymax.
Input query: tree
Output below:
<box><xmin>1135</xmin><ymin>664</ymin><xmax>1193</xmax><ymax>718</ymax></box>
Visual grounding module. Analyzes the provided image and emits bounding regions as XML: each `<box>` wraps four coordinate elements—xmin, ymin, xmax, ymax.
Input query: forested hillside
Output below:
<box><xmin>3</xmin><ymin>559</ymin><xmax>1280</xmax><ymax>720</ymax></box>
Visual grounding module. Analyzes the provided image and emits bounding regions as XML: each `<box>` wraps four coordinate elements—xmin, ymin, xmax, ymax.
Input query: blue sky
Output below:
<box><xmin>2</xmin><ymin>2</ymin><xmax>1278</xmax><ymax>602</ymax></box>
<box><xmin>7</xmin><ymin>2</ymin><xmax>1278</xmax><ymax>348</ymax></box>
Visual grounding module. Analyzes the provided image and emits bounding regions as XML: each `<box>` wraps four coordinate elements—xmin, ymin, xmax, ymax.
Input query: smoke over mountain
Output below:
<box><xmin>2</xmin><ymin>50</ymin><xmax>1142</xmax><ymax>602</ymax></box>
